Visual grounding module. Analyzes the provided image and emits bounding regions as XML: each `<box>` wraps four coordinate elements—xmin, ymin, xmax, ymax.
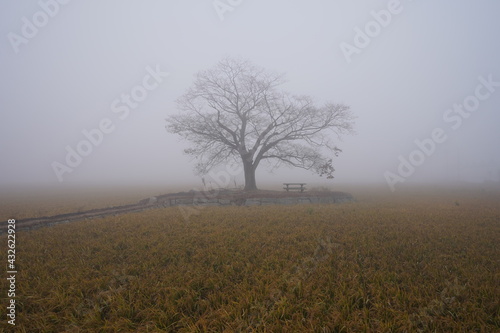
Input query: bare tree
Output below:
<box><xmin>166</xmin><ymin>58</ymin><xmax>355</xmax><ymax>191</ymax></box>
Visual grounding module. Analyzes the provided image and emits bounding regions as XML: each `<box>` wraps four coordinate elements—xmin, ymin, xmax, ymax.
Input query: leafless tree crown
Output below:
<box><xmin>167</xmin><ymin>57</ymin><xmax>355</xmax><ymax>188</ymax></box>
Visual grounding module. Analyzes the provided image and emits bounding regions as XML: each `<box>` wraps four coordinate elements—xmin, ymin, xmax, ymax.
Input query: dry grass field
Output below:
<box><xmin>1</xmin><ymin>185</ymin><xmax>499</xmax><ymax>332</ymax></box>
<box><xmin>0</xmin><ymin>185</ymin><xmax>176</xmax><ymax>221</ymax></box>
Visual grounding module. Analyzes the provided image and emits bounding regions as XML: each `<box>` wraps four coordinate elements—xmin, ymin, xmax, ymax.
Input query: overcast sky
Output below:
<box><xmin>1</xmin><ymin>0</ymin><xmax>499</xmax><ymax>192</ymax></box>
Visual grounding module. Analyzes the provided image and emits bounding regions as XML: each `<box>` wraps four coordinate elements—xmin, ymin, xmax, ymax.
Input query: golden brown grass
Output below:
<box><xmin>1</xmin><ymin>186</ymin><xmax>499</xmax><ymax>332</ymax></box>
<box><xmin>0</xmin><ymin>185</ymin><xmax>175</xmax><ymax>221</ymax></box>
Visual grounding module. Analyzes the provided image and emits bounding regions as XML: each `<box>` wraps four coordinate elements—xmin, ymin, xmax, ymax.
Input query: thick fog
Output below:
<box><xmin>1</xmin><ymin>1</ymin><xmax>499</xmax><ymax>192</ymax></box>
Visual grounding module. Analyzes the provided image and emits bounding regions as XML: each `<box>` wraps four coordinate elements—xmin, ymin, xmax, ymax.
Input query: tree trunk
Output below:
<box><xmin>243</xmin><ymin>160</ymin><xmax>257</xmax><ymax>191</ymax></box>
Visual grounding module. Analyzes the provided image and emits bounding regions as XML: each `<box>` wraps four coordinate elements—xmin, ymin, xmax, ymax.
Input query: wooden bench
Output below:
<box><xmin>283</xmin><ymin>183</ymin><xmax>307</xmax><ymax>192</ymax></box>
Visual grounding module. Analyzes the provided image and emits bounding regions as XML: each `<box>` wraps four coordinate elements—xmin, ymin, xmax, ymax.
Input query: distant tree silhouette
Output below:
<box><xmin>167</xmin><ymin>58</ymin><xmax>355</xmax><ymax>190</ymax></box>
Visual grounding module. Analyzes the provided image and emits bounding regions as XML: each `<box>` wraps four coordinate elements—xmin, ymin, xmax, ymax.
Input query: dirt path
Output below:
<box><xmin>1</xmin><ymin>190</ymin><xmax>354</xmax><ymax>233</ymax></box>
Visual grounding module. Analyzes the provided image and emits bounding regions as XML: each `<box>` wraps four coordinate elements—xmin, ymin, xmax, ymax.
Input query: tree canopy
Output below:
<box><xmin>167</xmin><ymin>58</ymin><xmax>355</xmax><ymax>190</ymax></box>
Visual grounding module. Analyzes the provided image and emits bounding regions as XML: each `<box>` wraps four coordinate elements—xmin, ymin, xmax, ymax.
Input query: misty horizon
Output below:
<box><xmin>1</xmin><ymin>1</ymin><xmax>499</xmax><ymax>192</ymax></box>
